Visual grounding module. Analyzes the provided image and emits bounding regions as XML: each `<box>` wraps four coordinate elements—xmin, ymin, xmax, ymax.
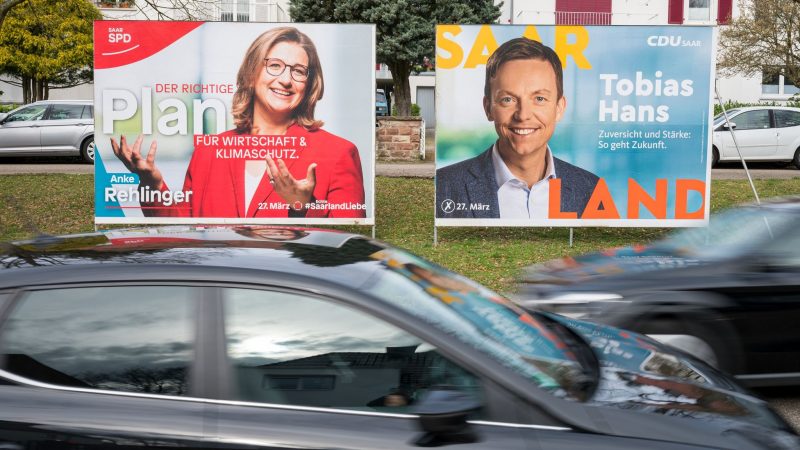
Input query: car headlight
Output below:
<box><xmin>517</xmin><ymin>292</ymin><xmax>628</xmax><ymax>319</ymax></box>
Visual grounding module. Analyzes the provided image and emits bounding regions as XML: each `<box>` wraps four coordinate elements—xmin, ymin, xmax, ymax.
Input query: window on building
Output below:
<box><xmin>95</xmin><ymin>0</ymin><xmax>133</xmax><ymax>8</ymax></box>
<box><xmin>762</xmin><ymin>68</ymin><xmax>800</xmax><ymax>96</ymax></box>
<box><xmin>223</xmin><ymin>288</ymin><xmax>483</xmax><ymax>412</ymax></box>
<box><xmin>0</xmin><ymin>286</ymin><xmax>196</xmax><ymax>396</ymax></box>
<box><xmin>687</xmin><ymin>0</ymin><xmax>711</xmax><ymax>21</ymax></box>
<box><xmin>221</xmin><ymin>0</ymin><xmax>250</xmax><ymax>22</ymax></box>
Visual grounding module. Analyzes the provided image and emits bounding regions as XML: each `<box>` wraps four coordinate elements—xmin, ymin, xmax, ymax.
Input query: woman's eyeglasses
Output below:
<box><xmin>264</xmin><ymin>58</ymin><xmax>309</xmax><ymax>82</ymax></box>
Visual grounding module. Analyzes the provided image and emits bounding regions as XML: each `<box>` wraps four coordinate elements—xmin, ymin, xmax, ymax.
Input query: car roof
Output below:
<box><xmin>725</xmin><ymin>106</ymin><xmax>800</xmax><ymax>112</ymax></box>
<box><xmin>0</xmin><ymin>226</ymin><xmax>389</xmax><ymax>289</ymax></box>
<box><xmin>32</xmin><ymin>100</ymin><xmax>92</xmax><ymax>104</ymax></box>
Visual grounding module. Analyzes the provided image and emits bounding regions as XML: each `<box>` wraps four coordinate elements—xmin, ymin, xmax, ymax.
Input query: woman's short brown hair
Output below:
<box><xmin>232</xmin><ymin>27</ymin><xmax>324</xmax><ymax>133</ymax></box>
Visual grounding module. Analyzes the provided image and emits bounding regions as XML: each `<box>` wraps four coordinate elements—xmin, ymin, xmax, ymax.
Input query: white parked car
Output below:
<box><xmin>0</xmin><ymin>100</ymin><xmax>94</xmax><ymax>164</ymax></box>
<box><xmin>712</xmin><ymin>106</ymin><xmax>800</xmax><ymax>169</ymax></box>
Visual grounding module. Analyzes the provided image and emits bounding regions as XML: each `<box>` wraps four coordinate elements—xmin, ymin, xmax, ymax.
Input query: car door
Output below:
<box><xmin>209</xmin><ymin>286</ymin><xmax>534</xmax><ymax>449</ymax></box>
<box><xmin>39</xmin><ymin>103</ymin><xmax>92</xmax><ymax>153</ymax></box>
<box><xmin>0</xmin><ymin>284</ymin><xmax>217</xmax><ymax>448</ymax></box>
<box><xmin>773</xmin><ymin>109</ymin><xmax>800</xmax><ymax>160</ymax></box>
<box><xmin>718</xmin><ymin>109</ymin><xmax>777</xmax><ymax>159</ymax></box>
<box><xmin>733</xmin><ymin>231</ymin><xmax>800</xmax><ymax>378</ymax></box>
<box><xmin>0</xmin><ymin>104</ymin><xmax>48</xmax><ymax>154</ymax></box>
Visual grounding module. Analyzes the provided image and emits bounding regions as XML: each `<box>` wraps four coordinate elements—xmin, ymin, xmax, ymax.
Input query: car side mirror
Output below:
<box><xmin>722</xmin><ymin>122</ymin><xmax>736</xmax><ymax>130</ymax></box>
<box><xmin>412</xmin><ymin>388</ymin><xmax>481</xmax><ymax>447</ymax></box>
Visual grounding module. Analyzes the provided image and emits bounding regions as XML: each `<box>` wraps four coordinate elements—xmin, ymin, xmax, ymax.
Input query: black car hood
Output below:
<box><xmin>548</xmin><ymin>313</ymin><xmax>797</xmax><ymax>443</ymax></box>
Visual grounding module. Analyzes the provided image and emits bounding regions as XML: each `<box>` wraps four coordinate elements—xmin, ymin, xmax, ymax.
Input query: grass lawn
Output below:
<box><xmin>1</xmin><ymin>174</ymin><xmax>799</xmax><ymax>292</ymax></box>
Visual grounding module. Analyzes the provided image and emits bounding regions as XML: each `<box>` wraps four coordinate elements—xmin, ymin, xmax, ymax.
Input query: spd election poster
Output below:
<box><xmin>94</xmin><ymin>22</ymin><xmax>375</xmax><ymax>225</ymax></box>
<box><xmin>435</xmin><ymin>25</ymin><xmax>715</xmax><ymax>227</ymax></box>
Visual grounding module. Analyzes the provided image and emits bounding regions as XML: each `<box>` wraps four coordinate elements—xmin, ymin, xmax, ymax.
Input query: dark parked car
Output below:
<box><xmin>0</xmin><ymin>100</ymin><xmax>94</xmax><ymax>164</ymax></box>
<box><xmin>0</xmin><ymin>226</ymin><xmax>797</xmax><ymax>449</ymax></box>
<box><xmin>516</xmin><ymin>197</ymin><xmax>800</xmax><ymax>388</ymax></box>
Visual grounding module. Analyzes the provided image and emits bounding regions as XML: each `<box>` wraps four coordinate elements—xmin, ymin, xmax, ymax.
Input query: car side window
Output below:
<box><xmin>732</xmin><ymin>110</ymin><xmax>771</xmax><ymax>130</ymax></box>
<box><xmin>48</xmin><ymin>104</ymin><xmax>85</xmax><ymax>120</ymax></box>
<box><xmin>223</xmin><ymin>288</ymin><xmax>483</xmax><ymax>413</ymax></box>
<box><xmin>82</xmin><ymin>105</ymin><xmax>94</xmax><ymax>119</ymax></box>
<box><xmin>0</xmin><ymin>286</ymin><xmax>196</xmax><ymax>396</ymax></box>
<box><xmin>4</xmin><ymin>105</ymin><xmax>47</xmax><ymax>123</ymax></box>
<box><xmin>774</xmin><ymin>110</ymin><xmax>800</xmax><ymax>128</ymax></box>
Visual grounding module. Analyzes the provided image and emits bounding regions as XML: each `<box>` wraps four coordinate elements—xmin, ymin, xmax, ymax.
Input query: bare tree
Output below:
<box><xmin>0</xmin><ymin>0</ymin><xmax>27</xmax><ymax>31</ymax></box>
<box><xmin>718</xmin><ymin>0</ymin><xmax>800</xmax><ymax>88</ymax></box>
<box><xmin>130</xmin><ymin>0</ymin><xmax>221</xmax><ymax>20</ymax></box>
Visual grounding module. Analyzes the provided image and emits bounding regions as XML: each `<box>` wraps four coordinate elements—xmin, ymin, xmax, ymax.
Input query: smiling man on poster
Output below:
<box><xmin>436</xmin><ymin>37</ymin><xmax>599</xmax><ymax>219</ymax></box>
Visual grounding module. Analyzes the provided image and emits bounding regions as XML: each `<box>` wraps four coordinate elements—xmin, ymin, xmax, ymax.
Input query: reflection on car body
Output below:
<box><xmin>0</xmin><ymin>226</ymin><xmax>798</xmax><ymax>449</ymax></box>
<box><xmin>516</xmin><ymin>197</ymin><xmax>800</xmax><ymax>387</ymax></box>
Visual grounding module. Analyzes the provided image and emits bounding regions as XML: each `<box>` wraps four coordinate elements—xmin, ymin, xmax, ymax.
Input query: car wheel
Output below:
<box><xmin>635</xmin><ymin>317</ymin><xmax>742</xmax><ymax>374</ymax></box>
<box><xmin>794</xmin><ymin>147</ymin><xmax>800</xmax><ymax>170</ymax></box>
<box><xmin>711</xmin><ymin>146</ymin><xmax>720</xmax><ymax>167</ymax></box>
<box><xmin>81</xmin><ymin>136</ymin><xmax>95</xmax><ymax>164</ymax></box>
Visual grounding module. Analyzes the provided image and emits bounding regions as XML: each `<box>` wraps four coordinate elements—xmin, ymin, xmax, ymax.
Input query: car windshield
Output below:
<box><xmin>713</xmin><ymin>109</ymin><xmax>739</xmax><ymax>127</ymax></box>
<box><xmin>376</xmin><ymin>92</ymin><xmax>387</xmax><ymax>103</ymax></box>
<box><xmin>654</xmin><ymin>206</ymin><xmax>795</xmax><ymax>260</ymax></box>
<box><xmin>361</xmin><ymin>247</ymin><xmax>591</xmax><ymax>401</ymax></box>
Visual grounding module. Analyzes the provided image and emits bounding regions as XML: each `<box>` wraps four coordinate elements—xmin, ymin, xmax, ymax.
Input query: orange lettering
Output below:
<box><xmin>582</xmin><ymin>179</ymin><xmax>620</xmax><ymax>219</ymax></box>
<box><xmin>675</xmin><ymin>179</ymin><xmax>706</xmax><ymax>219</ymax></box>
<box><xmin>548</xmin><ymin>179</ymin><xmax>577</xmax><ymax>219</ymax></box>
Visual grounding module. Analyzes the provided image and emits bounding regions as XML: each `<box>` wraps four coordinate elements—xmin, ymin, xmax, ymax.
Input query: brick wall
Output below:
<box><xmin>376</xmin><ymin>117</ymin><xmax>424</xmax><ymax>161</ymax></box>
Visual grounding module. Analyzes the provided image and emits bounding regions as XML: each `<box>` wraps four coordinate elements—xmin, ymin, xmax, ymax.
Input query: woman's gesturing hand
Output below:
<box><xmin>266</xmin><ymin>157</ymin><xmax>317</xmax><ymax>212</ymax></box>
<box><xmin>110</xmin><ymin>135</ymin><xmax>164</xmax><ymax>190</ymax></box>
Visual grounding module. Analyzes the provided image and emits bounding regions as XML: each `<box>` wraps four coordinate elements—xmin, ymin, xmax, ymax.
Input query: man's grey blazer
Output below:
<box><xmin>435</xmin><ymin>147</ymin><xmax>600</xmax><ymax>219</ymax></box>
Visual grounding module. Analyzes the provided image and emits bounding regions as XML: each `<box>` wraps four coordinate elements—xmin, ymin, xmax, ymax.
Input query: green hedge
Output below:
<box><xmin>713</xmin><ymin>100</ymin><xmax>800</xmax><ymax>116</ymax></box>
<box><xmin>0</xmin><ymin>104</ymin><xmax>19</xmax><ymax>114</ymax></box>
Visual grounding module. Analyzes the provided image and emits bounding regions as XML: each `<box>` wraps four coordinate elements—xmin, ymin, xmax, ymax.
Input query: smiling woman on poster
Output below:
<box><xmin>110</xmin><ymin>27</ymin><xmax>366</xmax><ymax>218</ymax></box>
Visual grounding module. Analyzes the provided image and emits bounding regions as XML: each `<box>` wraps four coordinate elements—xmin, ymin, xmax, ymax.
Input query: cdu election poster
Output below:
<box><xmin>435</xmin><ymin>25</ymin><xmax>716</xmax><ymax>227</ymax></box>
<box><xmin>94</xmin><ymin>21</ymin><xmax>375</xmax><ymax>225</ymax></box>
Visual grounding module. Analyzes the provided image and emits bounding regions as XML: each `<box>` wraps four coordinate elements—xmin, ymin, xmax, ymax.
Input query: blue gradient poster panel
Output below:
<box><xmin>94</xmin><ymin>22</ymin><xmax>375</xmax><ymax>225</ymax></box>
<box><xmin>435</xmin><ymin>25</ymin><xmax>715</xmax><ymax>227</ymax></box>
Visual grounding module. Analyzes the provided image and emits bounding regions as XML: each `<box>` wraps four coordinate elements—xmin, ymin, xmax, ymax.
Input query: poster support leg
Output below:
<box><xmin>715</xmin><ymin>85</ymin><xmax>760</xmax><ymax>205</ymax></box>
<box><xmin>372</xmin><ymin>225</ymin><xmax>376</xmax><ymax>239</ymax></box>
<box><xmin>434</xmin><ymin>226</ymin><xmax>438</xmax><ymax>246</ymax></box>
<box><xmin>569</xmin><ymin>228</ymin><xmax>573</xmax><ymax>247</ymax></box>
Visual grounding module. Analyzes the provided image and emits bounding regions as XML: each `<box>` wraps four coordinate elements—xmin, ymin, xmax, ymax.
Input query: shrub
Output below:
<box><xmin>0</xmin><ymin>104</ymin><xmax>20</xmax><ymax>114</ymax></box>
<box><xmin>713</xmin><ymin>100</ymin><xmax>800</xmax><ymax>116</ymax></box>
<box><xmin>410</xmin><ymin>103</ymin><xmax>421</xmax><ymax>117</ymax></box>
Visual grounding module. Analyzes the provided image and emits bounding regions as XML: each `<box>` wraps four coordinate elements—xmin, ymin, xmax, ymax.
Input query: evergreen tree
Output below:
<box><xmin>0</xmin><ymin>0</ymin><xmax>100</xmax><ymax>102</ymax></box>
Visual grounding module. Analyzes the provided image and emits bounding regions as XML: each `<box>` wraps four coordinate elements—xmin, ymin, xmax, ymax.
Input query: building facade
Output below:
<box><xmin>495</xmin><ymin>0</ymin><xmax>780</xmax><ymax>105</ymax></box>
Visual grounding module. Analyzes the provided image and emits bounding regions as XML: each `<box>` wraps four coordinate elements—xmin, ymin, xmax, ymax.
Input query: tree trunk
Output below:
<box><xmin>22</xmin><ymin>76</ymin><xmax>30</xmax><ymax>104</ymax></box>
<box><xmin>387</xmin><ymin>61</ymin><xmax>411</xmax><ymax>117</ymax></box>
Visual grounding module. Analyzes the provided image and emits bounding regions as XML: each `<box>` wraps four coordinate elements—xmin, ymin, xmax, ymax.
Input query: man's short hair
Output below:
<box><xmin>484</xmin><ymin>37</ymin><xmax>563</xmax><ymax>100</ymax></box>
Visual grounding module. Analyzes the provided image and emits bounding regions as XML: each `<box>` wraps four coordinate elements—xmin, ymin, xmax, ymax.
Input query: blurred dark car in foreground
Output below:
<box><xmin>516</xmin><ymin>197</ymin><xmax>800</xmax><ymax>388</ymax></box>
<box><xmin>0</xmin><ymin>226</ymin><xmax>797</xmax><ymax>449</ymax></box>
